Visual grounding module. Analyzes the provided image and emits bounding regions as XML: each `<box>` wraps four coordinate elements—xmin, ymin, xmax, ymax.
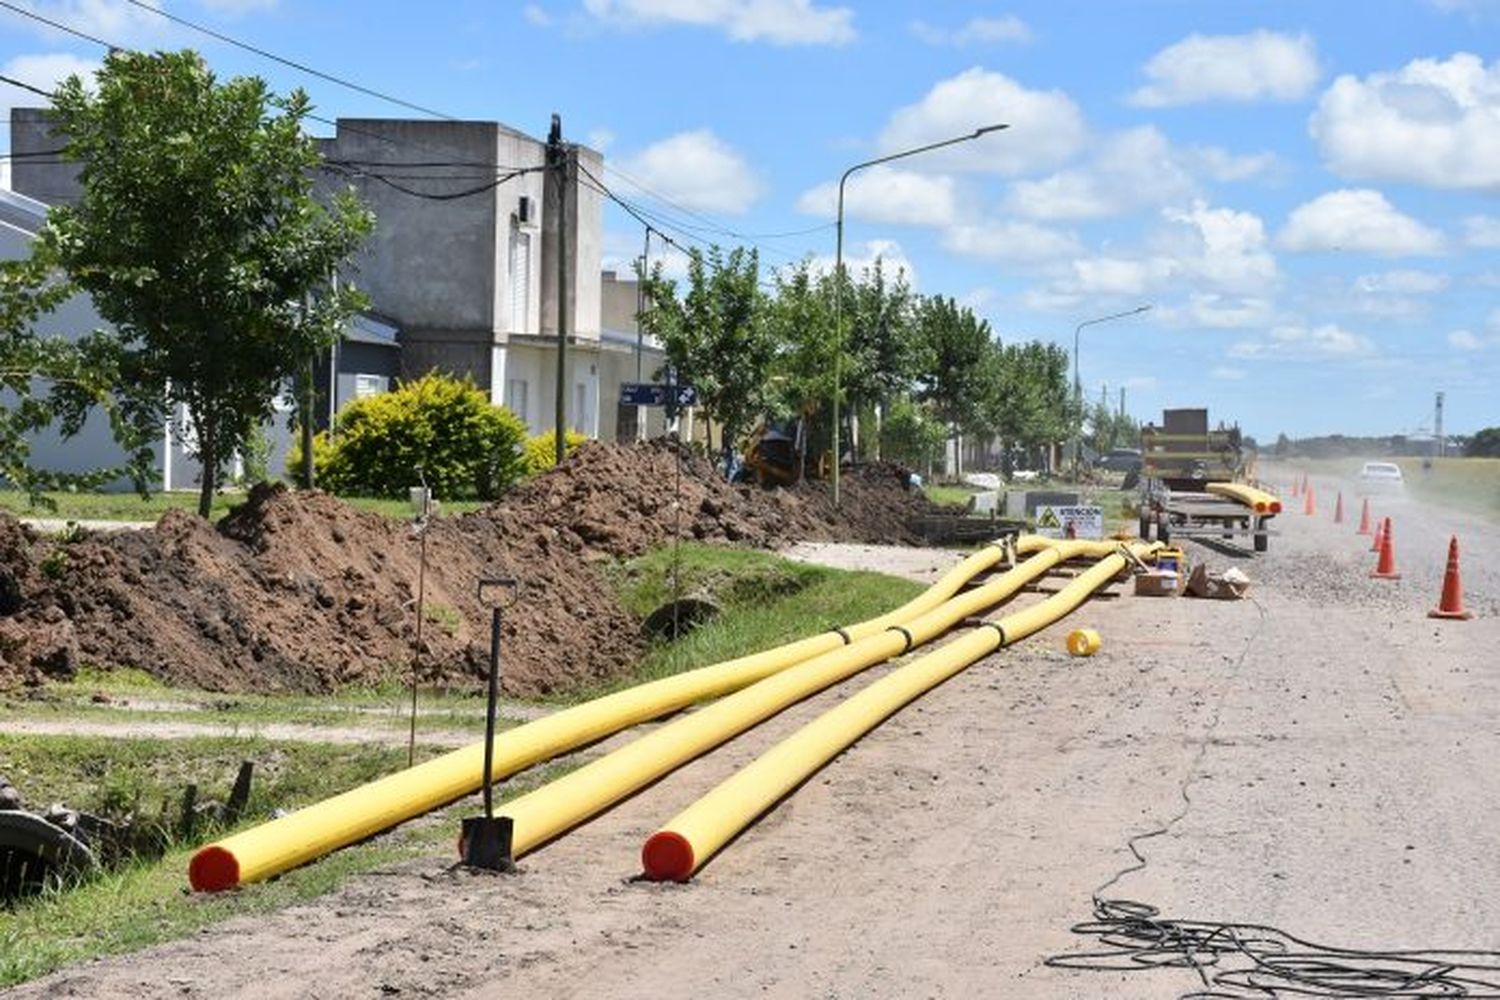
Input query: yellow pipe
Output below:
<box><xmin>1205</xmin><ymin>481</ymin><xmax>1282</xmax><ymax>515</ymax></box>
<box><xmin>641</xmin><ymin>541</ymin><xmax>1157</xmax><ymax>881</ymax></box>
<box><xmin>188</xmin><ymin>539</ymin><xmax>1012</xmax><ymax>891</ymax></box>
<box><xmin>492</xmin><ymin>538</ymin><xmax>1120</xmax><ymax>859</ymax></box>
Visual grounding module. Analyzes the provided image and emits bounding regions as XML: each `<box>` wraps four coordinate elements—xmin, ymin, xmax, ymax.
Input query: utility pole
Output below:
<box><xmin>1435</xmin><ymin>391</ymin><xmax>1445</xmax><ymax>459</ymax></box>
<box><xmin>548</xmin><ymin>114</ymin><xmax>569</xmax><ymax>466</ymax></box>
<box><xmin>635</xmin><ymin>228</ymin><xmax>650</xmax><ymax>442</ymax></box>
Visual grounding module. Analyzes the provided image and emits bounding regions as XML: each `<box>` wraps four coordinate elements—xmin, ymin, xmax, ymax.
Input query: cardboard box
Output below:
<box><xmin>1185</xmin><ymin>564</ymin><xmax>1250</xmax><ymax>600</ymax></box>
<box><xmin>1133</xmin><ymin>570</ymin><xmax>1180</xmax><ymax>597</ymax></box>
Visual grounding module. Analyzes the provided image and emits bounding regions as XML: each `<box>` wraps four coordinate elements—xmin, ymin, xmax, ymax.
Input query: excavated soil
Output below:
<box><xmin>0</xmin><ymin>441</ymin><xmax>924</xmax><ymax>696</ymax></box>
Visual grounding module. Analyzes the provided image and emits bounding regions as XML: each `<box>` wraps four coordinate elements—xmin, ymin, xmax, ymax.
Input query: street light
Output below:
<box><xmin>832</xmin><ymin>123</ymin><xmax>1009</xmax><ymax>508</ymax></box>
<box><xmin>1071</xmin><ymin>304</ymin><xmax>1151</xmax><ymax>476</ymax></box>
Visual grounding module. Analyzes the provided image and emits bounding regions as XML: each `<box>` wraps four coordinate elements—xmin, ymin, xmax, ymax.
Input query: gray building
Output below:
<box><xmin>316</xmin><ymin>117</ymin><xmax>664</xmax><ymax>443</ymax></box>
<box><xmin>6</xmin><ymin>110</ymin><xmax>668</xmax><ymax>489</ymax></box>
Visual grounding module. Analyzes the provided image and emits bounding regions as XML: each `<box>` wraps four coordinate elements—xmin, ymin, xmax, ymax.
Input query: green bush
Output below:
<box><xmin>880</xmin><ymin>396</ymin><xmax>946</xmax><ymax>470</ymax></box>
<box><xmin>290</xmin><ymin>373</ymin><xmax>528</xmax><ymax>500</ymax></box>
<box><xmin>524</xmin><ymin>429</ymin><xmax>588</xmax><ymax>474</ymax></box>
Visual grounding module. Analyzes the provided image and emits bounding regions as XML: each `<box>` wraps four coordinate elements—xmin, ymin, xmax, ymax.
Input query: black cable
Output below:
<box><xmin>1045</xmin><ymin>597</ymin><xmax>1500</xmax><ymax>998</ymax></box>
<box><xmin>0</xmin><ymin>1</ymin><xmax>487</xmax><ymax>157</ymax></box>
<box><xmin>322</xmin><ymin>162</ymin><xmax>543</xmax><ymax>202</ymax></box>
<box><xmin>120</xmin><ymin>0</ymin><xmax>454</xmax><ymax>121</ymax></box>
<box><xmin>0</xmin><ymin>73</ymin><xmax>54</xmax><ymax>99</ymax></box>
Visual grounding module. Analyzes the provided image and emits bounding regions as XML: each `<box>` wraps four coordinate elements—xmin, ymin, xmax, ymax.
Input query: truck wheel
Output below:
<box><xmin>1138</xmin><ymin>514</ymin><xmax>1152</xmax><ymax>541</ymax></box>
<box><xmin>1254</xmin><ymin>519</ymin><xmax>1269</xmax><ymax>552</ymax></box>
<box><xmin>1158</xmin><ymin>518</ymin><xmax>1170</xmax><ymax>545</ymax></box>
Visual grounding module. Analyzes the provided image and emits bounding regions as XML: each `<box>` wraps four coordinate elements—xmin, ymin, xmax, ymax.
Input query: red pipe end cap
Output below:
<box><xmin>188</xmin><ymin>845</ymin><xmax>241</xmax><ymax>892</ymax></box>
<box><xmin>641</xmin><ymin>831</ymin><xmax>696</xmax><ymax>882</ymax></box>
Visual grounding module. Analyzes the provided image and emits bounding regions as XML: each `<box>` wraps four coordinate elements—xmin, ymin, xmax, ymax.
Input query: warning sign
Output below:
<box><xmin>1036</xmin><ymin>505</ymin><xmax>1104</xmax><ymax>540</ymax></box>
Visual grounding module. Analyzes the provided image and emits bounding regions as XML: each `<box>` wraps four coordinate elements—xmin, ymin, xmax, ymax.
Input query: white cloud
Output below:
<box><xmin>1448</xmin><ymin>329</ymin><xmax>1485</xmax><ymax>350</ymax></box>
<box><xmin>1464</xmin><ymin>215</ymin><xmax>1500</xmax><ymax>247</ymax></box>
<box><xmin>580</xmin><ymin>0</ymin><xmax>854</xmax><ymax>45</ymax></box>
<box><xmin>1187</xmin><ymin>145</ymin><xmax>1280</xmax><ymax>182</ymax></box>
<box><xmin>585</xmin><ymin>127</ymin><xmax>616</xmax><ymax>151</ymax></box>
<box><xmin>8</xmin><ymin>1</ymin><xmax>167</xmax><ymax>44</ymax></box>
<box><xmin>1158</xmin><ymin>293</ymin><xmax>1275</xmax><ymax>329</ymax></box>
<box><xmin>806</xmin><ymin>239</ymin><xmax>918</xmax><ymax>287</ymax></box>
<box><xmin>1047</xmin><ymin>200</ymin><xmax>1277</xmax><ymax>304</ymax></box>
<box><xmin>1310</xmin><ymin>53</ymin><xmax>1500</xmax><ymax>191</ymax></box>
<box><xmin>941</xmin><ymin>219</ymin><xmax>1082</xmax><ymax>262</ymax></box>
<box><xmin>1231</xmin><ymin>322</ymin><xmax>1375</xmax><ymax>360</ymax></box>
<box><xmin>523</xmin><ymin>3</ymin><xmax>553</xmax><ymax>25</ymax></box>
<box><xmin>795</xmin><ymin>165</ymin><xmax>956</xmax><ymax>226</ymax></box>
<box><xmin>1130</xmin><ymin>30</ymin><xmax>1319</xmax><ymax>107</ymax></box>
<box><xmin>1353</xmin><ymin>269</ymin><xmax>1450</xmax><ymax>294</ymax></box>
<box><xmin>909</xmin><ymin>15</ymin><xmax>1030</xmax><ymax>46</ymax></box>
<box><xmin>1006</xmin><ymin>128</ymin><xmax>1278</xmax><ymax>222</ymax></box>
<box><xmin>1278</xmin><ymin>189</ymin><xmax>1445</xmax><ymax>256</ymax></box>
<box><xmin>1211</xmin><ymin>366</ymin><xmax>1247</xmax><ymax>380</ymax></box>
<box><xmin>612</xmin><ymin>129</ymin><xmax>764</xmax><ymax>214</ymax></box>
<box><xmin>0</xmin><ymin>52</ymin><xmax>99</xmax><ymax>118</ymax></box>
<box><xmin>879</xmin><ymin>67</ymin><xmax>1085</xmax><ymax>175</ymax></box>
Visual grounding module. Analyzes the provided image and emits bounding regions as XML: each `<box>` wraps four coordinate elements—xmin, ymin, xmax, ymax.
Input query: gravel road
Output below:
<box><xmin>13</xmin><ymin>469</ymin><xmax>1499</xmax><ymax>999</ymax></box>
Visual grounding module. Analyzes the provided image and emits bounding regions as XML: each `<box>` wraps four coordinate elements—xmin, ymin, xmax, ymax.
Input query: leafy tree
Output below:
<box><xmin>763</xmin><ymin>260</ymin><xmax>835</xmax><ymax>474</ymax></box>
<box><xmin>1467</xmin><ymin>426</ymin><xmax>1500</xmax><ymax>458</ymax></box>
<box><xmin>843</xmin><ymin>258</ymin><xmax>917</xmax><ymax>456</ymax></box>
<box><xmin>0</xmin><ymin>255</ymin><xmax>157</xmax><ymax>500</ymax></box>
<box><xmin>295</xmin><ymin>372</ymin><xmax>529</xmax><ymax>500</ymax></box>
<box><xmin>41</xmin><ymin>49</ymin><xmax>373</xmax><ymax>516</ymax></box>
<box><xmin>912</xmin><ymin>296</ymin><xmax>994</xmax><ymax>471</ymax></box>
<box><xmin>878</xmin><ymin>395</ymin><xmax>946</xmax><ymax>474</ymax></box>
<box><xmin>977</xmin><ymin>340</ymin><xmax>1073</xmax><ymax>474</ymax></box>
<box><xmin>658</xmin><ymin>245</ymin><xmax>774</xmax><ymax>470</ymax></box>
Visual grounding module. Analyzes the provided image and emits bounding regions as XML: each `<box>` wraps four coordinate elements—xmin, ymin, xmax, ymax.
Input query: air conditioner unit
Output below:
<box><xmin>516</xmin><ymin>195</ymin><xmax>532</xmax><ymax>224</ymax></box>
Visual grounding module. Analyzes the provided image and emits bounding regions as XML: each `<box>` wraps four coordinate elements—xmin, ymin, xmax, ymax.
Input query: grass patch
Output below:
<box><xmin>580</xmin><ymin>543</ymin><xmax>923</xmax><ymax>703</ymax></box>
<box><xmin>0</xmin><ymin>731</ymin><xmax>577</xmax><ymax>989</ymax></box>
<box><xmin>1280</xmin><ymin>456</ymin><xmax>1500</xmax><ymax>523</ymax></box>
<box><xmin>0</xmin><ymin>489</ymin><xmax>486</xmax><ymax>524</ymax></box>
<box><xmin>922</xmin><ymin>484</ymin><xmax>981</xmax><ymax>509</ymax></box>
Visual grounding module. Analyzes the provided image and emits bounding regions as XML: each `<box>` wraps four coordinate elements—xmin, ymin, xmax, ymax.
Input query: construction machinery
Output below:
<box><xmin>1137</xmin><ymin>408</ymin><xmax>1278</xmax><ymax>552</ymax></box>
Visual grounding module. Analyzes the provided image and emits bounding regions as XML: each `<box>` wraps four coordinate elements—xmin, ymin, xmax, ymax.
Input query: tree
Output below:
<box><xmin>0</xmin><ymin>254</ymin><xmax>157</xmax><ymax>500</ymax></box>
<box><xmin>764</xmin><ymin>260</ymin><xmax>835</xmax><ymax>474</ymax></box>
<box><xmin>977</xmin><ymin>341</ymin><xmax>1073</xmax><ymax>474</ymax></box>
<box><xmin>912</xmin><ymin>296</ymin><xmax>993</xmax><ymax>474</ymax></box>
<box><xmin>656</xmin><ymin>245</ymin><xmax>774</xmax><ymax>471</ymax></box>
<box><xmin>41</xmin><ymin>50</ymin><xmax>373</xmax><ymax>516</ymax></box>
<box><xmin>844</xmin><ymin>258</ymin><xmax>917</xmax><ymax>458</ymax></box>
<box><xmin>1467</xmin><ymin>427</ymin><xmax>1500</xmax><ymax>458</ymax></box>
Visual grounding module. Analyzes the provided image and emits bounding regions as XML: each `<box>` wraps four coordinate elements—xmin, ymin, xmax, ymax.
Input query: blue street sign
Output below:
<box><xmin>620</xmin><ymin>383</ymin><xmax>698</xmax><ymax>408</ymax></box>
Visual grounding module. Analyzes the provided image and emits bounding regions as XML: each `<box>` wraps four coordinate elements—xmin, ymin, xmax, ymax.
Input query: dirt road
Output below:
<box><xmin>14</xmin><ymin>469</ymin><xmax>1500</xmax><ymax>999</ymax></box>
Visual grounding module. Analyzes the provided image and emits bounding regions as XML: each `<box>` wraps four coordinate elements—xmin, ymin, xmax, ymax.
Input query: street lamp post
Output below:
<box><xmin>1071</xmin><ymin>304</ymin><xmax>1151</xmax><ymax>477</ymax></box>
<box><xmin>832</xmin><ymin>123</ymin><xmax>1009</xmax><ymax>508</ymax></box>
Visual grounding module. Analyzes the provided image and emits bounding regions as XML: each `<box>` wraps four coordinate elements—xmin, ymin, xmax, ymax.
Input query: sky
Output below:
<box><xmin>1</xmin><ymin>0</ymin><xmax>1497</xmax><ymax>443</ymax></box>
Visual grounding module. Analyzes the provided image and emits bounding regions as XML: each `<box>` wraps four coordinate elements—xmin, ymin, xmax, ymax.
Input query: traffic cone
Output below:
<box><xmin>1333</xmin><ymin>491</ymin><xmax>1345</xmax><ymax>524</ymax></box>
<box><xmin>1303</xmin><ymin>483</ymin><xmax>1316</xmax><ymax>516</ymax></box>
<box><xmin>1429</xmin><ymin>536</ymin><xmax>1473</xmax><ymax>620</ymax></box>
<box><xmin>1371</xmin><ymin>517</ymin><xmax>1401</xmax><ymax>580</ymax></box>
<box><xmin>1356</xmin><ymin>498</ymin><xmax>1372</xmax><ymax>535</ymax></box>
<box><xmin>1370</xmin><ymin>516</ymin><xmax>1384</xmax><ymax>552</ymax></box>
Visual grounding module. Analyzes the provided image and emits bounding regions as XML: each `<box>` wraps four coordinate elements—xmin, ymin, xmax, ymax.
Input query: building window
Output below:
<box><xmin>509</xmin><ymin>223</ymin><xmax>531</xmax><ymax>334</ymax></box>
<box><xmin>353</xmin><ymin>374</ymin><xmax>388</xmax><ymax>399</ymax></box>
<box><xmin>505</xmin><ymin>378</ymin><xmax>529</xmax><ymax>422</ymax></box>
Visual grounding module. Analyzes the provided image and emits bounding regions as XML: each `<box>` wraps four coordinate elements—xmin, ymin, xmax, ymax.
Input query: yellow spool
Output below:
<box><xmin>1067</xmin><ymin>628</ymin><xmax>1101</xmax><ymax>657</ymax></box>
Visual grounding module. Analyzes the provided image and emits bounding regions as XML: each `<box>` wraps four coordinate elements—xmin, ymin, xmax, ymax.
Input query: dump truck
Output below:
<box><xmin>1136</xmin><ymin>408</ymin><xmax>1277</xmax><ymax>552</ymax></box>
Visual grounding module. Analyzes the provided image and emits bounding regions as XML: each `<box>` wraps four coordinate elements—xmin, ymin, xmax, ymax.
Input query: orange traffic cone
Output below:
<box><xmin>1429</xmin><ymin>536</ymin><xmax>1473</xmax><ymax>620</ymax></box>
<box><xmin>1333</xmin><ymin>491</ymin><xmax>1345</xmax><ymax>524</ymax></box>
<box><xmin>1303</xmin><ymin>483</ymin><xmax>1316</xmax><ymax>516</ymax></box>
<box><xmin>1356</xmin><ymin>497</ymin><xmax>1372</xmax><ymax>535</ymax></box>
<box><xmin>1370</xmin><ymin>516</ymin><xmax>1384</xmax><ymax>552</ymax></box>
<box><xmin>1371</xmin><ymin>517</ymin><xmax>1401</xmax><ymax>580</ymax></box>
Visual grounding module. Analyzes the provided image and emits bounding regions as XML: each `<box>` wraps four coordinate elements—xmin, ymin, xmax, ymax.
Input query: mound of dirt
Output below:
<box><xmin>0</xmin><ymin>441</ymin><xmax>925</xmax><ymax>696</ymax></box>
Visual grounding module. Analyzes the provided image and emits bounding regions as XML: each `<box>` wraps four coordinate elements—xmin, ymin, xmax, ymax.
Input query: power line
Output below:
<box><xmin>605</xmin><ymin>159</ymin><xmax>833</xmax><ymax>244</ymax></box>
<box><xmin>120</xmin><ymin>0</ymin><xmax>455</xmax><ymax>121</ymax></box>
<box><xmin>0</xmin><ymin>73</ymin><xmax>54</xmax><ymax>99</ymax></box>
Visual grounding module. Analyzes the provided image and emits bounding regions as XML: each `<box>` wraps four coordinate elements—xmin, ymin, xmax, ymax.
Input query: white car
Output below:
<box><xmin>1358</xmin><ymin>461</ymin><xmax>1404</xmax><ymax>492</ymax></box>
